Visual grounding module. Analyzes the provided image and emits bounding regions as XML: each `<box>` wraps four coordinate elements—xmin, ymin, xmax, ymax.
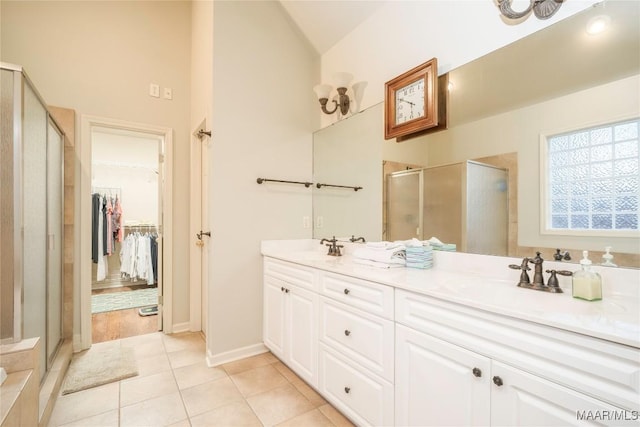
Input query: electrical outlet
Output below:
<box><xmin>149</xmin><ymin>83</ymin><xmax>160</xmax><ymax>98</ymax></box>
<box><xmin>303</xmin><ymin>216</ymin><xmax>311</xmax><ymax>229</ymax></box>
<box><xmin>316</xmin><ymin>216</ymin><xmax>324</xmax><ymax>228</ymax></box>
<box><xmin>163</xmin><ymin>87</ymin><xmax>173</xmax><ymax>100</ymax></box>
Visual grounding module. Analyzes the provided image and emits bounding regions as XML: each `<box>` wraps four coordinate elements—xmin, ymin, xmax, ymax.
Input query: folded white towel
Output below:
<box><xmin>353</xmin><ymin>247</ymin><xmax>406</xmax><ymax>264</ymax></box>
<box><xmin>353</xmin><ymin>258</ymin><xmax>405</xmax><ymax>269</ymax></box>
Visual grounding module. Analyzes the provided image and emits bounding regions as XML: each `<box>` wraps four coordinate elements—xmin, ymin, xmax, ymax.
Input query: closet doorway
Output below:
<box><xmin>79</xmin><ymin>116</ymin><xmax>173</xmax><ymax>349</ymax></box>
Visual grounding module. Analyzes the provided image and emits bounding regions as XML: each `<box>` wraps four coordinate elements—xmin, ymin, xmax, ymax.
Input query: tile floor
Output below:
<box><xmin>48</xmin><ymin>332</ymin><xmax>354</xmax><ymax>427</ymax></box>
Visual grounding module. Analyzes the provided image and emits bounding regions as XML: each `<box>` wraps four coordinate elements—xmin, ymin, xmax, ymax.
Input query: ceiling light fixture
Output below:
<box><xmin>586</xmin><ymin>14</ymin><xmax>611</xmax><ymax>35</ymax></box>
<box><xmin>497</xmin><ymin>0</ymin><xmax>563</xmax><ymax>21</ymax></box>
<box><xmin>314</xmin><ymin>73</ymin><xmax>367</xmax><ymax>117</ymax></box>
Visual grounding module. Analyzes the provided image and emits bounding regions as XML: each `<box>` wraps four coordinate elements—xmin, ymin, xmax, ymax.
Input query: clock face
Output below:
<box><xmin>395</xmin><ymin>79</ymin><xmax>425</xmax><ymax>125</ymax></box>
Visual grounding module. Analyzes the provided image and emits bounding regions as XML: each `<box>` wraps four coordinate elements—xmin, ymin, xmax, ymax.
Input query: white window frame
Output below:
<box><xmin>540</xmin><ymin>116</ymin><xmax>640</xmax><ymax>238</ymax></box>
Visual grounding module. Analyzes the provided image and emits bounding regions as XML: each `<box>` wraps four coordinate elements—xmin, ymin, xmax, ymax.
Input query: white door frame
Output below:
<box><xmin>78</xmin><ymin>115</ymin><xmax>173</xmax><ymax>350</ymax></box>
<box><xmin>189</xmin><ymin>120</ymin><xmax>210</xmax><ymax>333</ymax></box>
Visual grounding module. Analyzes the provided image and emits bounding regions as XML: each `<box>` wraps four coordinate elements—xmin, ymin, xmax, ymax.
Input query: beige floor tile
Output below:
<box><xmin>181</xmin><ymin>376</ymin><xmax>244</xmax><ymax>417</ymax></box>
<box><xmin>167</xmin><ymin>347</ymin><xmax>206</xmax><ymax>369</ymax></box>
<box><xmin>56</xmin><ymin>409</ymin><xmax>119</xmax><ymax>427</ymax></box>
<box><xmin>120</xmin><ymin>392</ymin><xmax>188</xmax><ymax>427</ymax></box>
<box><xmin>48</xmin><ymin>382</ymin><xmax>119</xmax><ymax>427</ymax></box>
<box><xmin>162</xmin><ymin>331</ymin><xmax>205</xmax><ymax>352</ymax></box>
<box><xmin>292</xmin><ymin>380</ymin><xmax>327</xmax><ymax>407</ymax></box>
<box><xmin>120</xmin><ymin>370</ymin><xmax>179</xmax><ymax>407</ymax></box>
<box><xmin>247</xmin><ymin>383</ymin><xmax>315</xmax><ymax>426</ymax></box>
<box><xmin>318</xmin><ymin>404</ymin><xmax>355</xmax><ymax>427</ymax></box>
<box><xmin>134</xmin><ymin>352</ymin><xmax>172</xmax><ymax>377</ymax></box>
<box><xmin>230</xmin><ymin>364</ymin><xmax>288</xmax><ymax>397</ymax></box>
<box><xmin>122</xmin><ymin>334</ymin><xmax>166</xmax><ymax>359</ymax></box>
<box><xmin>276</xmin><ymin>408</ymin><xmax>335</xmax><ymax>427</ymax></box>
<box><xmin>190</xmin><ymin>400</ymin><xmax>262</xmax><ymax>427</ymax></box>
<box><xmin>167</xmin><ymin>420</ymin><xmax>192</xmax><ymax>427</ymax></box>
<box><xmin>222</xmin><ymin>351</ymin><xmax>276</xmax><ymax>375</ymax></box>
<box><xmin>272</xmin><ymin>361</ymin><xmax>300</xmax><ymax>383</ymax></box>
<box><xmin>173</xmin><ymin>360</ymin><xmax>228</xmax><ymax>390</ymax></box>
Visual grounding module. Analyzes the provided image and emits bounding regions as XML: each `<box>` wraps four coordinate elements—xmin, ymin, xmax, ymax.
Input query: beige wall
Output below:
<box><xmin>208</xmin><ymin>1</ymin><xmax>315</xmax><ymax>360</ymax></box>
<box><xmin>1</xmin><ymin>1</ymin><xmax>193</xmax><ymax>331</ymax></box>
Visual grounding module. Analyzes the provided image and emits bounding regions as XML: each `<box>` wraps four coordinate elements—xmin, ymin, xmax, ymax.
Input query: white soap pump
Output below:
<box><xmin>601</xmin><ymin>246</ymin><xmax>617</xmax><ymax>267</ymax></box>
<box><xmin>572</xmin><ymin>251</ymin><xmax>602</xmax><ymax>301</ymax></box>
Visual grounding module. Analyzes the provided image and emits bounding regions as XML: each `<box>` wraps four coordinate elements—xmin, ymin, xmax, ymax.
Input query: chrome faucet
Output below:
<box><xmin>320</xmin><ymin>236</ymin><xmax>343</xmax><ymax>256</ymax></box>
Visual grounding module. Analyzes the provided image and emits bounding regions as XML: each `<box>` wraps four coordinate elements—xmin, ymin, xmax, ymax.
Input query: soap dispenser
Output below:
<box><xmin>602</xmin><ymin>246</ymin><xmax>617</xmax><ymax>267</ymax></box>
<box><xmin>572</xmin><ymin>251</ymin><xmax>602</xmax><ymax>301</ymax></box>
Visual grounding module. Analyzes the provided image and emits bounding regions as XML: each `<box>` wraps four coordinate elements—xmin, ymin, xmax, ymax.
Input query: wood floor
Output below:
<box><xmin>92</xmin><ymin>284</ymin><xmax>159</xmax><ymax>343</ymax></box>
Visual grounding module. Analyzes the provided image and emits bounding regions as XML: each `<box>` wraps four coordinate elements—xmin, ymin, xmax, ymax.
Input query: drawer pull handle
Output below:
<box><xmin>344</xmin><ymin>288</ymin><xmax>350</xmax><ymax>295</ymax></box>
<box><xmin>344</xmin><ymin>330</ymin><xmax>351</xmax><ymax>336</ymax></box>
<box><xmin>472</xmin><ymin>368</ymin><xmax>482</xmax><ymax>377</ymax></box>
<box><xmin>344</xmin><ymin>387</ymin><xmax>351</xmax><ymax>394</ymax></box>
<box><xmin>493</xmin><ymin>376</ymin><xmax>503</xmax><ymax>387</ymax></box>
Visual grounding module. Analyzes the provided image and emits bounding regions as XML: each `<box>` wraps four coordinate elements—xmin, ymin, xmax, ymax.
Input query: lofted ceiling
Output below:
<box><xmin>278</xmin><ymin>0</ymin><xmax>387</xmax><ymax>55</ymax></box>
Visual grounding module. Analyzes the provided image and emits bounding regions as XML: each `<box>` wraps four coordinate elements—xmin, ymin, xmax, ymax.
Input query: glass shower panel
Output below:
<box><xmin>466</xmin><ymin>161</ymin><xmax>509</xmax><ymax>256</ymax></box>
<box><xmin>47</xmin><ymin>120</ymin><xmax>63</xmax><ymax>363</ymax></box>
<box><xmin>22</xmin><ymin>81</ymin><xmax>48</xmax><ymax>382</ymax></box>
<box><xmin>423</xmin><ymin>163</ymin><xmax>463</xmax><ymax>248</ymax></box>
<box><xmin>1</xmin><ymin>69</ymin><xmax>16</xmax><ymax>342</ymax></box>
<box><xmin>387</xmin><ymin>170</ymin><xmax>422</xmax><ymax>241</ymax></box>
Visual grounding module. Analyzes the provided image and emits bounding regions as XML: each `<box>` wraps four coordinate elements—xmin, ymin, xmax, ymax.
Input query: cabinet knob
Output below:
<box><xmin>344</xmin><ymin>387</ymin><xmax>351</xmax><ymax>394</ymax></box>
<box><xmin>280</xmin><ymin>287</ymin><xmax>285</xmax><ymax>292</ymax></box>
<box><xmin>492</xmin><ymin>376</ymin><xmax>503</xmax><ymax>387</ymax></box>
<box><xmin>472</xmin><ymin>368</ymin><xmax>482</xmax><ymax>377</ymax></box>
<box><xmin>344</xmin><ymin>330</ymin><xmax>351</xmax><ymax>336</ymax></box>
<box><xmin>344</xmin><ymin>288</ymin><xmax>350</xmax><ymax>295</ymax></box>
<box><xmin>285</xmin><ymin>288</ymin><xmax>290</xmax><ymax>293</ymax></box>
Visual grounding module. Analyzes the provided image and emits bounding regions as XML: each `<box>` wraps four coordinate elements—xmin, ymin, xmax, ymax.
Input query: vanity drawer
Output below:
<box><xmin>320</xmin><ymin>271</ymin><xmax>394</xmax><ymax>319</ymax></box>
<box><xmin>396</xmin><ymin>289</ymin><xmax>640</xmax><ymax>411</ymax></box>
<box><xmin>319</xmin><ymin>297</ymin><xmax>394</xmax><ymax>382</ymax></box>
<box><xmin>263</xmin><ymin>258</ymin><xmax>318</xmax><ymax>291</ymax></box>
<box><xmin>318</xmin><ymin>343</ymin><xmax>394</xmax><ymax>427</ymax></box>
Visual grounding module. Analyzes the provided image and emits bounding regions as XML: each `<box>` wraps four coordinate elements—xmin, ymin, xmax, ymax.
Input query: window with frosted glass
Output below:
<box><xmin>546</xmin><ymin>119</ymin><xmax>639</xmax><ymax>232</ymax></box>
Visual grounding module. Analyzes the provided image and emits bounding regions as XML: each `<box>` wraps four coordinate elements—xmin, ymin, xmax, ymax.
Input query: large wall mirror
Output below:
<box><xmin>313</xmin><ymin>1</ymin><xmax>639</xmax><ymax>268</ymax></box>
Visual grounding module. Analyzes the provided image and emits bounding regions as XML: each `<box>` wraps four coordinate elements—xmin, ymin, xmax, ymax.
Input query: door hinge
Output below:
<box><xmin>158</xmin><ymin>295</ymin><xmax>163</xmax><ymax>305</ymax></box>
<box><xmin>159</xmin><ymin>154</ymin><xmax>165</xmax><ymax>163</ymax></box>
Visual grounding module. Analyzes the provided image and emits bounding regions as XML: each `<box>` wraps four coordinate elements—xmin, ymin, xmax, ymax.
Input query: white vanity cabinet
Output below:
<box><xmin>395</xmin><ymin>289</ymin><xmax>640</xmax><ymax>426</ymax></box>
<box><xmin>263</xmin><ymin>258</ymin><xmax>318</xmax><ymax>387</ymax></box>
<box><xmin>318</xmin><ymin>272</ymin><xmax>395</xmax><ymax>426</ymax></box>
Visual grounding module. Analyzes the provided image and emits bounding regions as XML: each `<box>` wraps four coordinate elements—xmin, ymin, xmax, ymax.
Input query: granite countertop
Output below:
<box><xmin>261</xmin><ymin>239</ymin><xmax>640</xmax><ymax>349</ymax></box>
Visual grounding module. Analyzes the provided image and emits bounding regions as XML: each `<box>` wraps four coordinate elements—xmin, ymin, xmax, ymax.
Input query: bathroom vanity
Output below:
<box><xmin>262</xmin><ymin>240</ymin><xmax>640</xmax><ymax>426</ymax></box>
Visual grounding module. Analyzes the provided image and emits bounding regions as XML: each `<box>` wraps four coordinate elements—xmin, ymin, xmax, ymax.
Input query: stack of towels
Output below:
<box><xmin>405</xmin><ymin>239</ymin><xmax>433</xmax><ymax>269</ymax></box>
<box><xmin>427</xmin><ymin>236</ymin><xmax>457</xmax><ymax>252</ymax></box>
<box><xmin>352</xmin><ymin>241</ymin><xmax>406</xmax><ymax>268</ymax></box>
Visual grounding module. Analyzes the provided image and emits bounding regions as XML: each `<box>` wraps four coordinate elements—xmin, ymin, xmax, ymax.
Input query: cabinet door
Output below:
<box><xmin>491</xmin><ymin>361</ymin><xmax>633</xmax><ymax>427</ymax></box>
<box><xmin>287</xmin><ymin>285</ymin><xmax>318</xmax><ymax>388</ymax></box>
<box><xmin>395</xmin><ymin>324</ymin><xmax>491</xmax><ymax>426</ymax></box>
<box><xmin>263</xmin><ymin>276</ymin><xmax>286</xmax><ymax>359</ymax></box>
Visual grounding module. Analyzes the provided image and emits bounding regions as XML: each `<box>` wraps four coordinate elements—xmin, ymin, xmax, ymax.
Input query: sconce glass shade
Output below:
<box><xmin>313</xmin><ymin>84</ymin><xmax>333</xmax><ymax>100</ymax></box>
<box><xmin>332</xmin><ymin>72</ymin><xmax>353</xmax><ymax>89</ymax></box>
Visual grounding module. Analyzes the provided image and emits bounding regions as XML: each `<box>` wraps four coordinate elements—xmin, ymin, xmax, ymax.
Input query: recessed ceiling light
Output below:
<box><xmin>586</xmin><ymin>15</ymin><xmax>611</xmax><ymax>35</ymax></box>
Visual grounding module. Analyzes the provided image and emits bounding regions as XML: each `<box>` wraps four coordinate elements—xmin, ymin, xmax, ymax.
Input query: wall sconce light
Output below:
<box><xmin>497</xmin><ymin>0</ymin><xmax>563</xmax><ymax>21</ymax></box>
<box><xmin>314</xmin><ymin>73</ymin><xmax>367</xmax><ymax>117</ymax></box>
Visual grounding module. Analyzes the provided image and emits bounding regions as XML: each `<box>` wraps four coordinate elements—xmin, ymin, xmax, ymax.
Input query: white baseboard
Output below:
<box><xmin>171</xmin><ymin>322</ymin><xmax>191</xmax><ymax>334</ymax></box>
<box><xmin>206</xmin><ymin>342</ymin><xmax>268</xmax><ymax>367</ymax></box>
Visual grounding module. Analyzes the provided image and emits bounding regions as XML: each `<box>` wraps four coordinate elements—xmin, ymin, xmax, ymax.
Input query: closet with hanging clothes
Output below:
<box><xmin>90</xmin><ymin>129</ymin><xmax>162</xmax><ymax>342</ymax></box>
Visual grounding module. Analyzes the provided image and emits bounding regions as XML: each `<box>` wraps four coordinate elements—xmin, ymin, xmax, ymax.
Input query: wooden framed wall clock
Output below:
<box><xmin>384</xmin><ymin>58</ymin><xmax>438</xmax><ymax>140</ymax></box>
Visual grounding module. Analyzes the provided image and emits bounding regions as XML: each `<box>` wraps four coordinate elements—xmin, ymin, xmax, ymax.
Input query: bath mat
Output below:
<box><xmin>92</xmin><ymin>287</ymin><xmax>158</xmax><ymax>314</ymax></box>
<box><xmin>61</xmin><ymin>346</ymin><xmax>138</xmax><ymax>395</ymax></box>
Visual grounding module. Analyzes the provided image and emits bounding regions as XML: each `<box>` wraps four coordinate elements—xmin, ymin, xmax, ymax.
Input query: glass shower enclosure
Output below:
<box><xmin>387</xmin><ymin>160</ymin><xmax>509</xmax><ymax>256</ymax></box>
<box><xmin>1</xmin><ymin>63</ymin><xmax>64</xmax><ymax>383</ymax></box>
